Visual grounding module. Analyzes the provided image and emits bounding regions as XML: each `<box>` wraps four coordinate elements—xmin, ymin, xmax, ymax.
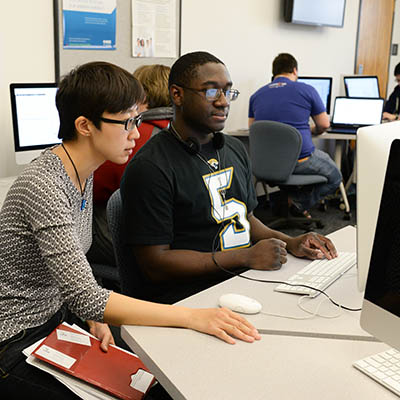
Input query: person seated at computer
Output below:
<box><xmin>87</xmin><ymin>64</ymin><xmax>173</xmax><ymax>269</ymax></box>
<box><xmin>120</xmin><ymin>51</ymin><xmax>338</xmax><ymax>305</ymax></box>
<box><xmin>248</xmin><ymin>53</ymin><xmax>342</xmax><ymax>218</ymax></box>
<box><xmin>382</xmin><ymin>62</ymin><xmax>400</xmax><ymax>121</ymax></box>
<box><xmin>0</xmin><ymin>61</ymin><xmax>262</xmax><ymax>399</ymax></box>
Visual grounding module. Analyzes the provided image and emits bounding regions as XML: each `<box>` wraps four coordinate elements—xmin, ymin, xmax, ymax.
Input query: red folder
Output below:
<box><xmin>32</xmin><ymin>324</ymin><xmax>155</xmax><ymax>400</ymax></box>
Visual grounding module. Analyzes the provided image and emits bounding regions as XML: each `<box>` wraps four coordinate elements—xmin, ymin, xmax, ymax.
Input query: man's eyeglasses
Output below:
<box><xmin>100</xmin><ymin>114</ymin><xmax>143</xmax><ymax>131</ymax></box>
<box><xmin>178</xmin><ymin>85</ymin><xmax>240</xmax><ymax>102</ymax></box>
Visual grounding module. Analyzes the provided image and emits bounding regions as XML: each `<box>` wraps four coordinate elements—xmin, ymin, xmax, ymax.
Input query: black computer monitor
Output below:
<box><xmin>344</xmin><ymin>76</ymin><xmax>380</xmax><ymax>98</ymax></box>
<box><xmin>297</xmin><ymin>76</ymin><xmax>333</xmax><ymax>114</ymax></box>
<box><xmin>10</xmin><ymin>83</ymin><xmax>61</xmax><ymax>165</ymax></box>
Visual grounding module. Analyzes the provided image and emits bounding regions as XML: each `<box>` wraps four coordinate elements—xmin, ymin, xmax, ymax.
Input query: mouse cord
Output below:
<box><xmin>259</xmin><ymin>295</ymin><xmax>343</xmax><ymax>320</ymax></box>
<box><xmin>211</xmin><ymin>252</ymin><xmax>361</xmax><ymax>312</ymax></box>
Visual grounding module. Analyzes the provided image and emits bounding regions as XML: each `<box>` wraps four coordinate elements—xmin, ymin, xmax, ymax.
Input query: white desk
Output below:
<box><xmin>121</xmin><ymin>330</ymin><xmax>393</xmax><ymax>400</ymax></box>
<box><xmin>0</xmin><ymin>176</ymin><xmax>17</xmax><ymax>209</ymax></box>
<box><xmin>175</xmin><ymin>226</ymin><xmax>371</xmax><ymax>341</ymax></box>
<box><xmin>121</xmin><ymin>226</ymin><xmax>398</xmax><ymax>399</ymax></box>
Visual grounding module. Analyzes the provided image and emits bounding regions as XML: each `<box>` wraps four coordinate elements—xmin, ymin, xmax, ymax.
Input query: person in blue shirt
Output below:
<box><xmin>248</xmin><ymin>53</ymin><xmax>342</xmax><ymax>217</ymax></box>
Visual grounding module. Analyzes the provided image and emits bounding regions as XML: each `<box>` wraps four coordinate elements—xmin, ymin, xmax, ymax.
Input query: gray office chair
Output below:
<box><xmin>107</xmin><ymin>189</ymin><xmax>147</xmax><ymax>298</ymax></box>
<box><xmin>249</xmin><ymin>120</ymin><xmax>327</xmax><ymax>230</ymax></box>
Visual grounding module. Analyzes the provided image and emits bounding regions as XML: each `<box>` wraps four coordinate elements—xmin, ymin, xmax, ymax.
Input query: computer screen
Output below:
<box><xmin>297</xmin><ymin>76</ymin><xmax>332</xmax><ymax>114</ymax></box>
<box><xmin>360</xmin><ymin>137</ymin><xmax>400</xmax><ymax>351</ymax></box>
<box><xmin>10</xmin><ymin>83</ymin><xmax>60</xmax><ymax>165</ymax></box>
<box><xmin>284</xmin><ymin>0</ymin><xmax>346</xmax><ymax>28</ymax></box>
<box><xmin>331</xmin><ymin>97</ymin><xmax>383</xmax><ymax>126</ymax></box>
<box><xmin>344</xmin><ymin>76</ymin><xmax>380</xmax><ymax>98</ymax></box>
<box><xmin>356</xmin><ymin>122</ymin><xmax>400</xmax><ymax>293</ymax></box>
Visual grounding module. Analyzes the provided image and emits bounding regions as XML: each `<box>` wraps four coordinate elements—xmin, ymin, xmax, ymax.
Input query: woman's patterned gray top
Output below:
<box><xmin>0</xmin><ymin>149</ymin><xmax>111</xmax><ymax>342</ymax></box>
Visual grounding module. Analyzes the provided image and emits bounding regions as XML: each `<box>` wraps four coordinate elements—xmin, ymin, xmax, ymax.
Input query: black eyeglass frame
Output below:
<box><xmin>100</xmin><ymin>114</ymin><xmax>143</xmax><ymax>131</ymax></box>
<box><xmin>177</xmin><ymin>85</ymin><xmax>240</xmax><ymax>102</ymax></box>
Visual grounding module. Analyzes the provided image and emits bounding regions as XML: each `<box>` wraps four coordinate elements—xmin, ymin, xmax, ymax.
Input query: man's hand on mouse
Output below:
<box><xmin>246</xmin><ymin>238</ymin><xmax>288</xmax><ymax>270</ymax></box>
<box><xmin>286</xmin><ymin>232</ymin><xmax>337</xmax><ymax>260</ymax></box>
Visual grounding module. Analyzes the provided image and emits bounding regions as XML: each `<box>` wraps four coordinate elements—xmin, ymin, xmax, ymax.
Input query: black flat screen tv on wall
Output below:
<box><xmin>284</xmin><ymin>0</ymin><xmax>346</xmax><ymax>28</ymax></box>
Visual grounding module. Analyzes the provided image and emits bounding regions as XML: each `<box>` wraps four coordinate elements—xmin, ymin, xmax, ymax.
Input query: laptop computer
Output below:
<box><xmin>328</xmin><ymin>96</ymin><xmax>384</xmax><ymax>134</ymax></box>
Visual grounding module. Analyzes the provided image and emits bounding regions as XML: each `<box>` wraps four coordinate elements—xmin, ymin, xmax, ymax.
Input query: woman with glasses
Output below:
<box><xmin>0</xmin><ymin>61</ymin><xmax>260</xmax><ymax>399</ymax></box>
<box><xmin>88</xmin><ymin>64</ymin><xmax>174</xmax><ymax>270</ymax></box>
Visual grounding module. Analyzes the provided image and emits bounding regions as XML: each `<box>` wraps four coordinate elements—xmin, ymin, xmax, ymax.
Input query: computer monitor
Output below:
<box><xmin>356</xmin><ymin>121</ymin><xmax>400</xmax><ymax>292</ymax></box>
<box><xmin>10</xmin><ymin>83</ymin><xmax>60</xmax><ymax>165</ymax></box>
<box><xmin>344</xmin><ymin>76</ymin><xmax>380</xmax><ymax>98</ymax></box>
<box><xmin>360</xmin><ymin>137</ymin><xmax>400</xmax><ymax>350</ymax></box>
<box><xmin>331</xmin><ymin>97</ymin><xmax>384</xmax><ymax>128</ymax></box>
<box><xmin>297</xmin><ymin>76</ymin><xmax>332</xmax><ymax>114</ymax></box>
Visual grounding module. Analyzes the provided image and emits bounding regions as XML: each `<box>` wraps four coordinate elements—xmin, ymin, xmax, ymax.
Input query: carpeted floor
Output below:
<box><xmin>253</xmin><ymin>186</ymin><xmax>356</xmax><ymax>237</ymax></box>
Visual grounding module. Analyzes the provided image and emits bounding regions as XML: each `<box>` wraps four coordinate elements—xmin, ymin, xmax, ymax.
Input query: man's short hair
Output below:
<box><xmin>133</xmin><ymin>64</ymin><xmax>171</xmax><ymax>109</ymax></box>
<box><xmin>272</xmin><ymin>53</ymin><xmax>298</xmax><ymax>77</ymax></box>
<box><xmin>56</xmin><ymin>61</ymin><xmax>146</xmax><ymax>141</ymax></box>
<box><xmin>394</xmin><ymin>62</ymin><xmax>400</xmax><ymax>76</ymax></box>
<box><xmin>168</xmin><ymin>51</ymin><xmax>224</xmax><ymax>89</ymax></box>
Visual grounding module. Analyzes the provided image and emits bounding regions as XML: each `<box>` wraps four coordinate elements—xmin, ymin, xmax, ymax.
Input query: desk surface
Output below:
<box><xmin>121</xmin><ymin>226</ymin><xmax>398</xmax><ymax>399</ymax></box>
<box><xmin>178</xmin><ymin>226</ymin><xmax>371</xmax><ymax>341</ymax></box>
<box><xmin>121</xmin><ymin>329</ymin><xmax>393</xmax><ymax>400</ymax></box>
<box><xmin>228</xmin><ymin>129</ymin><xmax>357</xmax><ymax>141</ymax></box>
<box><xmin>321</xmin><ymin>131</ymin><xmax>357</xmax><ymax>140</ymax></box>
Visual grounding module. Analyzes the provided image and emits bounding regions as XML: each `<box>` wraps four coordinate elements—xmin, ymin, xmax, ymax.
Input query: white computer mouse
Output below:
<box><xmin>218</xmin><ymin>293</ymin><xmax>262</xmax><ymax>314</ymax></box>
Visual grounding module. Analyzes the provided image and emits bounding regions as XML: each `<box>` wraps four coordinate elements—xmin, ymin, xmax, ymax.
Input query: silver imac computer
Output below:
<box><xmin>357</xmin><ymin>136</ymin><xmax>400</xmax><ymax>396</ymax></box>
<box><xmin>344</xmin><ymin>76</ymin><xmax>380</xmax><ymax>98</ymax></box>
<box><xmin>357</xmin><ymin>121</ymin><xmax>400</xmax><ymax>293</ymax></box>
<box><xmin>360</xmin><ymin>137</ymin><xmax>400</xmax><ymax>348</ymax></box>
<box><xmin>10</xmin><ymin>83</ymin><xmax>60</xmax><ymax>165</ymax></box>
<box><xmin>297</xmin><ymin>76</ymin><xmax>332</xmax><ymax>114</ymax></box>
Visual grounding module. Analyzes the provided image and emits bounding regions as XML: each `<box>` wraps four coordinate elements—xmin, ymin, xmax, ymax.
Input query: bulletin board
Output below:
<box><xmin>53</xmin><ymin>0</ymin><xmax>181</xmax><ymax>81</ymax></box>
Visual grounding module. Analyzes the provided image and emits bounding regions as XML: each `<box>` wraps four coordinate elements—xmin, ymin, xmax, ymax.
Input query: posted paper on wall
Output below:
<box><xmin>131</xmin><ymin>0</ymin><xmax>178</xmax><ymax>58</ymax></box>
<box><xmin>63</xmin><ymin>0</ymin><xmax>116</xmax><ymax>50</ymax></box>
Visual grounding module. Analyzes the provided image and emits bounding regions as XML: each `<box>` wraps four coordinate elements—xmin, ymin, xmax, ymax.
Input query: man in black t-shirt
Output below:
<box><xmin>120</xmin><ymin>51</ymin><xmax>337</xmax><ymax>304</ymax></box>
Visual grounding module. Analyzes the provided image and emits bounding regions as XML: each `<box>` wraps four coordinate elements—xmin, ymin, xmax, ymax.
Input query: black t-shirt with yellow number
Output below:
<box><xmin>120</xmin><ymin>128</ymin><xmax>257</xmax><ymax>303</ymax></box>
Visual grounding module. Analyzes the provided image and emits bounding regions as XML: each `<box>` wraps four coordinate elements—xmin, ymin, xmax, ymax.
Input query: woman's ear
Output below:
<box><xmin>74</xmin><ymin>116</ymin><xmax>92</xmax><ymax>137</ymax></box>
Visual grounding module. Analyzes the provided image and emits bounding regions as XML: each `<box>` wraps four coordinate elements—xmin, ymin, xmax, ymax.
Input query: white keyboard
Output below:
<box><xmin>354</xmin><ymin>348</ymin><xmax>400</xmax><ymax>396</ymax></box>
<box><xmin>274</xmin><ymin>252</ymin><xmax>356</xmax><ymax>297</ymax></box>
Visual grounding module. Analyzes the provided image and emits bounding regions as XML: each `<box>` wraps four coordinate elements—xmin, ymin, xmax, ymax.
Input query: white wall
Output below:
<box><xmin>0</xmin><ymin>0</ymin><xmax>55</xmax><ymax>178</ymax></box>
<box><xmin>0</xmin><ymin>0</ymin><xmax>361</xmax><ymax>178</ymax></box>
<box><xmin>181</xmin><ymin>0</ymin><xmax>360</xmax><ymax>132</ymax></box>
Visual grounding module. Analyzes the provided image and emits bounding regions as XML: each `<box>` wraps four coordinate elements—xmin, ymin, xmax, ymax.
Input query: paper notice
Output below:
<box><xmin>56</xmin><ymin>329</ymin><xmax>91</xmax><ymax>346</ymax></box>
<box><xmin>35</xmin><ymin>345</ymin><xmax>77</xmax><ymax>369</ymax></box>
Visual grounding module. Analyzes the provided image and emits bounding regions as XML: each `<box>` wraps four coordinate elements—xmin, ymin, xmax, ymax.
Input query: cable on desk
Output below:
<box><xmin>260</xmin><ymin>295</ymin><xmax>343</xmax><ymax>320</ymax></box>
<box><xmin>208</xmin><ymin>183</ymin><xmax>361</xmax><ymax>313</ymax></box>
<box><xmin>211</xmin><ymin>252</ymin><xmax>362</xmax><ymax>312</ymax></box>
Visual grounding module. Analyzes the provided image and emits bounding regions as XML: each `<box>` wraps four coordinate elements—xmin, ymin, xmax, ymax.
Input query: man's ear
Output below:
<box><xmin>74</xmin><ymin>116</ymin><xmax>92</xmax><ymax>137</ymax></box>
<box><xmin>170</xmin><ymin>84</ymin><xmax>184</xmax><ymax>107</ymax></box>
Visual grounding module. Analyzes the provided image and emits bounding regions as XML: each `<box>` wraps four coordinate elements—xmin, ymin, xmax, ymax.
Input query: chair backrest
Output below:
<box><xmin>249</xmin><ymin>120</ymin><xmax>302</xmax><ymax>183</ymax></box>
<box><xmin>107</xmin><ymin>189</ymin><xmax>145</xmax><ymax>298</ymax></box>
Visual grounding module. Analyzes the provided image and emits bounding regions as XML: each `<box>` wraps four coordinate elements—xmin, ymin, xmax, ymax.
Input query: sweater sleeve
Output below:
<box><xmin>21</xmin><ymin>173</ymin><xmax>111</xmax><ymax>322</ymax></box>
